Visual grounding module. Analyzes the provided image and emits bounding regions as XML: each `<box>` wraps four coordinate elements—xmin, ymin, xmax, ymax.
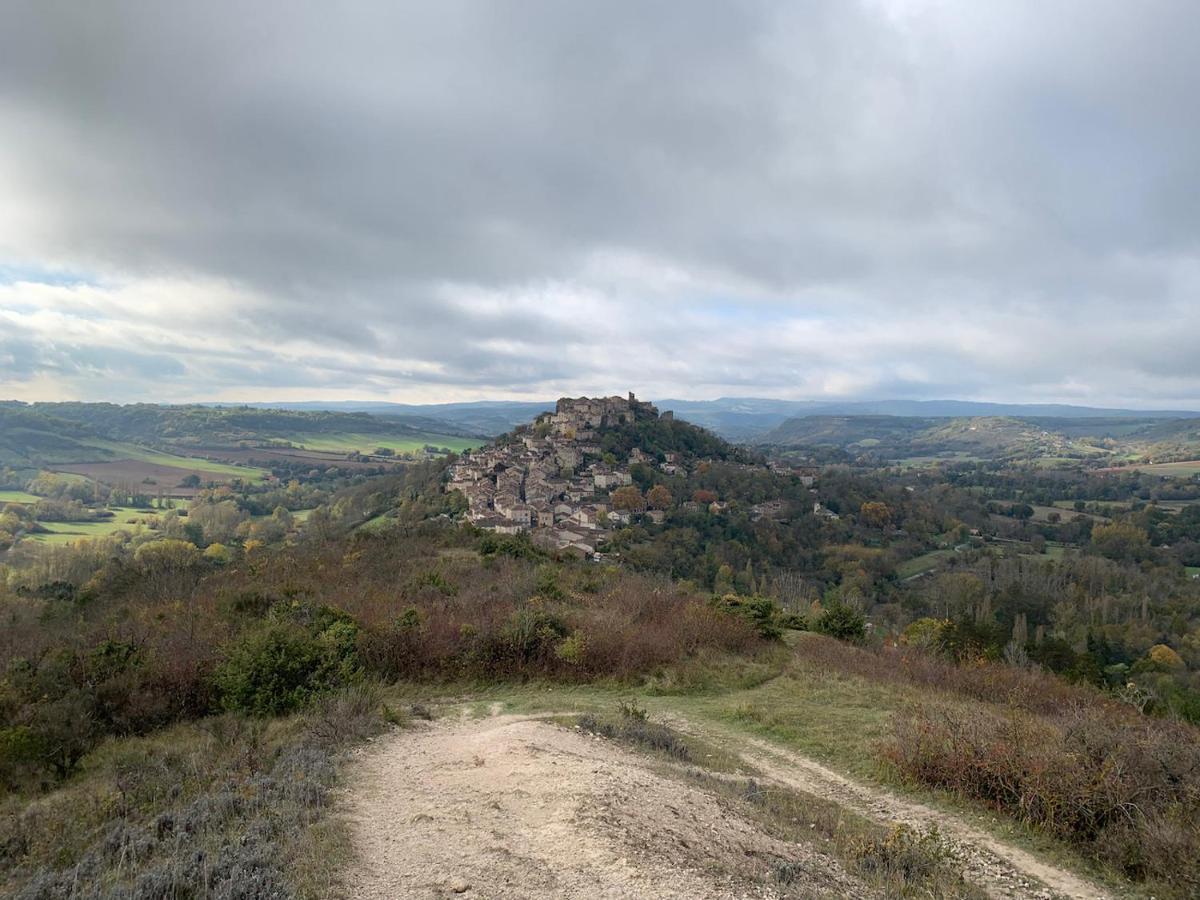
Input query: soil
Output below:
<box><xmin>340</xmin><ymin>713</ymin><xmax>868</xmax><ymax>899</ymax></box>
<box><xmin>340</xmin><ymin>710</ymin><xmax>1111</xmax><ymax>900</ymax></box>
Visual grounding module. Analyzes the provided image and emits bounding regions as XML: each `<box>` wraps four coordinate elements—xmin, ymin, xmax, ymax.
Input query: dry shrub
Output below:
<box><xmin>795</xmin><ymin>632</ymin><xmax>1130</xmax><ymax>720</ymax></box>
<box><xmin>882</xmin><ymin>700</ymin><xmax>1200</xmax><ymax>892</ymax></box>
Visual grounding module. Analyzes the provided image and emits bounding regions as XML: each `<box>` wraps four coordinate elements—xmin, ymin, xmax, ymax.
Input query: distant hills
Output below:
<box><xmin>761</xmin><ymin>414</ymin><xmax>1200</xmax><ymax>466</ymax></box>
<box><xmin>223</xmin><ymin>398</ymin><xmax>1200</xmax><ymax>441</ymax></box>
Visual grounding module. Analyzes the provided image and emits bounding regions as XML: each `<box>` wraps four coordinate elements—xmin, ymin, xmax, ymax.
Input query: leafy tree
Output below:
<box><xmin>859</xmin><ymin>501</ymin><xmax>892</xmax><ymax>528</ymax></box>
<box><xmin>646</xmin><ymin>484</ymin><xmax>673</xmax><ymax>510</ymax></box>
<box><xmin>611</xmin><ymin>485</ymin><xmax>645</xmax><ymax>512</ymax></box>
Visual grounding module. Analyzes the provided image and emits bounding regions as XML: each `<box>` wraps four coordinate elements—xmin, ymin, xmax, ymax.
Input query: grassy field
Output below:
<box><xmin>1115</xmin><ymin>460</ymin><xmax>1200</xmax><ymax>478</ymax></box>
<box><xmin>79</xmin><ymin>438</ymin><xmax>269</xmax><ymax>480</ymax></box>
<box><xmin>1030</xmin><ymin>504</ymin><xmax>1106</xmax><ymax>523</ymax></box>
<box><xmin>285</xmin><ymin>432</ymin><xmax>477</xmax><ymax>455</ymax></box>
<box><xmin>0</xmin><ymin>490</ymin><xmax>40</xmax><ymax>504</ymax></box>
<box><xmin>896</xmin><ymin>548</ymin><xmax>956</xmax><ymax>579</ymax></box>
<box><xmin>27</xmin><ymin>506</ymin><xmax>161</xmax><ymax>545</ymax></box>
<box><xmin>1188</xmin><ymin>567</ymin><xmax>1200</xmax><ymax>579</ymax></box>
<box><xmin>1051</xmin><ymin>499</ymin><xmax>1130</xmax><ymax>513</ymax></box>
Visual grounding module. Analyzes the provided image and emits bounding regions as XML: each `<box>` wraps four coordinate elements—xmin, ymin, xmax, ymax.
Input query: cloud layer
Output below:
<box><xmin>2</xmin><ymin>1</ymin><xmax>1199</xmax><ymax>405</ymax></box>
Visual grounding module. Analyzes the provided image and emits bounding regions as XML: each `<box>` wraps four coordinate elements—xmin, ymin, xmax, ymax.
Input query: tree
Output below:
<box><xmin>859</xmin><ymin>501</ymin><xmax>892</xmax><ymax>528</ymax></box>
<box><xmin>814</xmin><ymin>602</ymin><xmax>866</xmax><ymax>643</ymax></box>
<box><xmin>188</xmin><ymin>500</ymin><xmax>247</xmax><ymax>545</ymax></box>
<box><xmin>692</xmin><ymin>489</ymin><xmax>717</xmax><ymax>505</ymax></box>
<box><xmin>611</xmin><ymin>485</ymin><xmax>645</xmax><ymax>512</ymax></box>
<box><xmin>134</xmin><ymin>539</ymin><xmax>205</xmax><ymax>598</ymax></box>
<box><xmin>646</xmin><ymin>484</ymin><xmax>673</xmax><ymax>510</ymax></box>
<box><xmin>1090</xmin><ymin>521</ymin><xmax>1151</xmax><ymax>562</ymax></box>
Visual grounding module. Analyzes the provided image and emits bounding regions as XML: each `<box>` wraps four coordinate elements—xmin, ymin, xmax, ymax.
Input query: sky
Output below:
<box><xmin>1</xmin><ymin>0</ymin><xmax>1198</xmax><ymax>407</ymax></box>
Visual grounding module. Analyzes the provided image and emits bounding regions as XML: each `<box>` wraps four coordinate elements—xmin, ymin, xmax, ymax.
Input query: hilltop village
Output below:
<box><xmin>446</xmin><ymin>394</ymin><xmax>684</xmax><ymax>555</ymax></box>
<box><xmin>445</xmin><ymin>393</ymin><xmax>822</xmax><ymax>556</ymax></box>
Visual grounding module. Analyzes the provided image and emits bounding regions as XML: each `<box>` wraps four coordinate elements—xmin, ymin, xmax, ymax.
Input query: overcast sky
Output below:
<box><xmin>1</xmin><ymin>1</ymin><xmax>1198</xmax><ymax>407</ymax></box>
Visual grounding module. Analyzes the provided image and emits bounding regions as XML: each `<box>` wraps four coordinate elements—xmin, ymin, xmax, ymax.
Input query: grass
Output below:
<box><xmin>283</xmin><ymin>432</ymin><xmax>478</xmax><ymax>455</ymax></box>
<box><xmin>574</xmin><ymin>703</ymin><xmax>989</xmax><ymax>898</ymax></box>
<box><xmin>1123</xmin><ymin>460</ymin><xmax>1200</xmax><ymax>478</ymax></box>
<box><xmin>3</xmin><ymin>639</ymin><xmax>1138</xmax><ymax>899</ymax></box>
<box><xmin>0</xmin><ymin>685</ymin><xmax>389</xmax><ymax>899</ymax></box>
<box><xmin>1187</xmin><ymin>567</ymin><xmax>1200</xmax><ymax>579</ymax></box>
<box><xmin>897</xmin><ymin>549</ymin><xmax>956</xmax><ymax>579</ymax></box>
<box><xmin>79</xmin><ymin>438</ymin><xmax>270</xmax><ymax>480</ymax></box>
<box><xmin>0</xmin><ymin>490</ymin><xmax>40</xmax><ymax>504</ymax></box>
<box><xmin>27</xmin><ymin>506</ymin><xmax>162</xmax><ymax>544</ymax></box>
<box><xmin>381</xmin><ymin>638</ymin><xmax>1134</xmax><ymax>897</ymax></box>
<box><xmin>1030</xmin><ymin>504</ymin><xmax>1106</xmax><ymax>523</ymax></box>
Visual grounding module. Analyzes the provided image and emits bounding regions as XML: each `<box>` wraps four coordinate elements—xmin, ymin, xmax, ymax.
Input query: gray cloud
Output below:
<box><xmin>1</xmin><ymin>0</ymin><xmax>1199</xmax><ymax>405</ymax></box>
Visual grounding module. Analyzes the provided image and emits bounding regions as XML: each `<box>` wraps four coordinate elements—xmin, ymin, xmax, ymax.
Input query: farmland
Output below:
<box><xmin>0</xmin><ymin>491</ymin><xmax>40</xmax><ymax>504</ymax></box>
<box><xmin>28</xmin><ymin>508</ymin><xmax>156</xmax><ymax>545</ymax></box>
<box><xmin>75</xmin><ymin>438</ymin><xmax>267</xmax><ymax>479</ymax></box>
<box><xmin>897</xmin><ymin>548</ymin><xmax>957</xmax><ymax>579</ymax></box>
<box><xmin>1123</xmin><ymin>460</ymin><xmax>1200</xmax><ymax>478</ymax></box>
<box><xmin>282</xmin><ymin>431</ymin><xmax>477</xmax><ymax>455</ymax></box>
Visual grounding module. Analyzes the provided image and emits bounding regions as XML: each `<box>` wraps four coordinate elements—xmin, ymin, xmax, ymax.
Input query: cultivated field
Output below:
<box><xmin>1101</xmin><ymin>460</ymin><xmax>1200</xmax><ymax>478</ymax></box>
<box><xmin>284</xmin><ymin>431</ymin><xmax>477</xmax><ymax>455</ymax></box>
<box><xmin>27</xmin><ymin>506</ymin><xmax>161</xmax><ymax>545</ymax></box>
<box><xmin>0</xmin><ymin>491</ymin><xmax>40</xmax><ymax>504</ymax></box>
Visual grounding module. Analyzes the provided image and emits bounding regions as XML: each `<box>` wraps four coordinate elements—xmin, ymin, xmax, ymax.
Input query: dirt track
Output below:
<box><xmin>340</xmin><ymin>711</ymin><xmax>1110</xmax><ymax>900</ymax></box>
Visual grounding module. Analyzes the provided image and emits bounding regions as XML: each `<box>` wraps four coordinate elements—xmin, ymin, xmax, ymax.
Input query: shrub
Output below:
<box><xmin>882</xmin><ymin>700</ymin><xmax>1200</xmax><ymax>891</ymax></box>
<box><xmin>711</xmin><ymin>594</ymin><xmax>782</xmax><ymax>639</ymax></box>
<box><xmin>214</xmin><ymin>621</ymin><xmax>359</xmax><ymax>716</ymax></box>
<box><xmin>814</xmin><ymin>602</ymin><xmax>865</xmax><ymax>643</ymax></box>
<box><xmin>577</xmin><ymin>702</ymin><xmax>691</xmax><ymax>762</ymax></box>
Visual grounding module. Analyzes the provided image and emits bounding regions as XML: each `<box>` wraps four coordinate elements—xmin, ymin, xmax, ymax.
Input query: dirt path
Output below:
<box><xmin>664</xmin><ymin>716</ymin><xmax>1111</xmax><ymax>900</ymax></box>
<box><xmin>340</xmin><ymin>713</ymin><xmax>869</xmax><ymax>899</ymax></box>
<box><xmin>341</xmin><ymin>710</ymin><xmax>1111</xmax><ymax>900</ymax></box>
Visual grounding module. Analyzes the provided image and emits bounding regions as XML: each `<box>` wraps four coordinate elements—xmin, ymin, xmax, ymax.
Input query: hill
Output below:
<box><xmin>204</xmin><ymin>397</ymin><xmax>1200</xmax><ymax>442</ymax></box>
<box><xmin>762</xmin><ymin>413</ymin><xmax>1200</xmax><ymax>467</ymax></box>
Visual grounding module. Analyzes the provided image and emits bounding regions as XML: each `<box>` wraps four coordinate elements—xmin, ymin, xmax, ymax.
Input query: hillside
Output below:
<box><xmin>206</xmin><ymin>397</ymin><xmax>1200</xmax><ymax>442</ymax></box>
<box><xmin>762</xmin><ymin>413</ymin><xmax>1200</xmax><ymax>467</ymax></box>
<box><xmin>0</xmin><ymin>402</ymin><xmax>478</xmax><ymax>475</ymax></box>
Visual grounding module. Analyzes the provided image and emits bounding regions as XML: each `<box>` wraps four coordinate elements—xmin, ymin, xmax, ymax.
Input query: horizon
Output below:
<box><xmin>4</xmin><ymin>3</ymin><xmax>1200</xmax><ymax>407</ymax></box>
<box><xmin>6</xmin><ymin>393</ymin><xmax>1200</xmax><ymax>416</ymax></box>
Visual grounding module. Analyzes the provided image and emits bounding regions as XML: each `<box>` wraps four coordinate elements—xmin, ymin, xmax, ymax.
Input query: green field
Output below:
<box><xmin>897</xmin><ymin>549</ymin><xmax>956</xmax><ymax>579</ymax></box>
<box><xmin>1124</xmin><ymin>460</ymin><xmax>1200</xmax><ymax>478</ymax></box>
<box><xmin>1188</xmin><ymin>567</ymin><xmax>1200</xmax><ymax>579</ymax></box>
<box><xmin>0</xmin><ymin>491</ymin><xmax>41</xmax><ymax>504</ymax></box>
<box><xmin>1031</xmin><ymin>504</ymin><xmax>1106</xmax><ymax>523</ymax></box>
<box><xmin>285</xmin><ymin>432</ymin><xmax>477</xmax><ymax>455</ymax></box>
<box><xmin>27</xmin><ymin>506</ymin><xmax>161</xmax><ymax>545</ymax></box>
<box><xmin>78</xmin><ymin>439</ymin><xmax>270</xmax><ymax>480</ymax></box>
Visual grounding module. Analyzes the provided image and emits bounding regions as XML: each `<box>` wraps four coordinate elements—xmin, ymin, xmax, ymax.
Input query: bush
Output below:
<box><xmin>711</xmin><ymin>594</ymin><xmax>782</xmax><ymax>639</ymax></box>
<box><xmin>882</xmin><ymin>700</ymin><xmax>1200</xmax><ymax>892</ymax></box>
<box><xmin>214</xmin><ymin>621</ymin><xmax>360</xmax><ymax>716</ymax></box>
<box><xmin>814</xmin><ymin>602</ymin><xmax>865</xmax><ymax>642</ymax></box>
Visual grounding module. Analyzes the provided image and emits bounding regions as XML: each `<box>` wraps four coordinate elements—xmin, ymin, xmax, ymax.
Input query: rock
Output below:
<box><xmin>449</xmin><ymin>877</ymin><xmax>470</xmax><ymax>893</ymax></box>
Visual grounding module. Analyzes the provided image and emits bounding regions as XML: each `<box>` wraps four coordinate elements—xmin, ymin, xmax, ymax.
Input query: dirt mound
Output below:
<box><xmin>340</xmin><ymin>714</ymin><xmax>867</xmax><ymax>899</ymax></box>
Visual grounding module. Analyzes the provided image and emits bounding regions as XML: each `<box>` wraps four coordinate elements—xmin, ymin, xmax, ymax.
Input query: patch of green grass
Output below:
<box><xmin>27</xmin><ymin>506</ymin><xmax>163</xmax><ymax>544</ymax></box>
<box><xmin>80</xmin><ymin>438</ymin><xmax>269</xmax><ymax>480</ymax></box>
<box><xmin>1126</xmin><ymin>460</ymin><xmax>1200</xmax><ymax>478</ymax></box>
<box><xmin>28</xmin><ymin>519</ymin><xmax>145</xmax><ymax>545</ymax></box>
<box><xmin>1187</xmin><ymin>567</ymin><xmax>1200</xmax><ymax>579</ymax></box>
<box><xmin>0</xmin><ymin>490</ymin><xmax>40</xmax><ymax>504</ymax></box>
<box><xmin>897</xmin><ymin>549</ymin><xmax>955</xmax><ymax>580</ymax></box>
<box><xmin>284</xmin><ymin>432</ymin><xmax>477</xmax><ymax>455</ymax></box>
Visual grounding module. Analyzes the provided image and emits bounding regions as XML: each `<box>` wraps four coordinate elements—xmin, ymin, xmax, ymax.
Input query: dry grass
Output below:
<box><xmin>0</xmin><ymin>684</ymin><xmax>390</xmax><ymax>899</ymax></box>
